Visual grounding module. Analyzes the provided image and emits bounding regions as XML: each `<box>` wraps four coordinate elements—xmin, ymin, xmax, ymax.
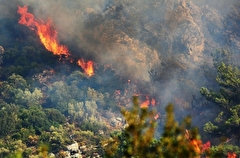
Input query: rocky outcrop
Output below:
<box><xmin>65</xmin><ymin>141</ymin><xmax>82</xmax><ymax>158</ymax></box>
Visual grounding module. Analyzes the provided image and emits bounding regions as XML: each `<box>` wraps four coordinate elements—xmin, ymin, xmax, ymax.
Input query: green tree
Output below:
<box><xmin>49</xmin><ymin>125</ymin><xmax>72</xmax><ymax>153</ymax></box>
<box><xmin>66</xmin><ymin>70</ymin><xmax>88</xmax><ymax>85</ymax></box>
<box><xmin>104</xmin><ymin>96</ymin><xmax>200</xmax><ymax>158</ymax></box>
<box><xmin>48</xmin><ymin>81</ymin><xmax>72</xmax><ymax>113</ymax></box>
<box><xmin>0</xmin><ymin>103</ymin><xmax>19</xmax><ymax>136</ymax></box>
<box><xmin>160</xmin><ymin>103</ymin><xmax>200</xmax><ymax>158</ymax></box>
<box><xmin>15</xmin><ymin>88</ymin><xmax>43</xmax><ymax>106</ymax></box>
<box><xmin>104</xmin><ymin>96</ymin><xmax>159</xmax><ymax>157</ymax></box>
<box><xmin>68</xmin><ymin>101</ymin><xmax>106</xmax><ymax>132</ymax></box>
<box><xmin>0</xmin><ymin>74</ymin><xmax>28</xmax><ymax>102</ymax></box>
<box><xmin>19</xmin><ymin>105</ymin><xmax>50</xmax><ymax>134</ymax></box>
<box><xmin>200</xmin><ymin>62</ymin><xmax>240</xmax><ymax>140</ymax></box>
<box><xmin>87</xmin><ymin>87</ymin><xmax>105</xmax><ymax>105</ymax></box>
<box><xmin>0</xmin><ymin>74</ymin><xmax>43</xmax><ymax>107</ymax></box>
<box><xmin>44</xmin><ymin>108</ymin><xmax>66</xmax><ymax>125</ymax></box>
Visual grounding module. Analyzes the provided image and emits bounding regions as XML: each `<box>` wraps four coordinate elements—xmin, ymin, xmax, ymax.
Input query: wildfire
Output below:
<box><xmin>140</xmin><ymin>96</ymin><xmax>150</xmax><ymax>108</ymax></box>
<box><xmin>17</xmin><ymin>6</ymin><xmax>70</xmax><ymax>56</ymax></box>
<box><xmin>191</xmin><ymin>139</ymin><xmax>202</xmax><ymax>154</ymax></box>
<box><xmin>17</xmin><ymin>6</ymin><xmax>94</xmax><ymax>76</ymax></box>
<box><xmin>77</xmin><ymin>59</ymin><xmax>94</xmax><ymax>77</ymax></box>
<box><xmin>186</xmin><ymin>129</ymin><xmax>211</xmax><ymax>156</ymax></box>
<box><xmin>140</xmin><ymin>96</ymin><xmax>157</xmax><ymax>108</ymax></box>
<box><xmin>228</xmin><ymin>152</ymin><xmax>237</xmax><ymax>158</ymax></box>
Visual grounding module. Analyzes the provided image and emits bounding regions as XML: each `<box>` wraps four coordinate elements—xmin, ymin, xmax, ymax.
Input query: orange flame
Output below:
<box><xmin>191</xmin><ymin>139</ymin><xmax>202</xmax><ymax>154</ymax></box>
<box><xmin>77</xmin><ymin>59</ymin><xmax>94</xmax><ymax>77</ymax></box>
<box><xmin>140</xmin><ymin>96</ymin><xmax>150</xmax><ymax>108</ymax></box>
<box><xmin>17</xmin><ymin>6</ymin><xmax>70</xmax><ymax>56</ymax></box>
<box><xmin>17</xmin><ymin>6</ymin><xmax>94</xmax><ymax>76</ymax></box>
<box><xmin>228</xmin><ymin>152</ymin><xmax>237</xmax><ymax>158</ymax></box>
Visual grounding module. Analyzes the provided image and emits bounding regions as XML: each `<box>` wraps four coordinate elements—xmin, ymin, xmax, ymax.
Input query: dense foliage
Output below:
<box><xmin>200</xmin><ymin>63</ymin><xmax>240</xmax><ymax>138</ymax></box>
<box><xmin>104</xmin><ymin>96</ymin><xmax>202</xmax><ymax>158</ymax></box>
<box><xmin>200</xmin><ymin>51</ymin><xmax>240</xmax><ymax>155</ymax></box>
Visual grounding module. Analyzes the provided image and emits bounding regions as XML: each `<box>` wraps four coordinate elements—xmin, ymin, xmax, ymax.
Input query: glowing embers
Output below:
<box><xmin>140</xmin><ymin>96</ymin><xmax>156</xmax><ymax>108</ymax></box>
<box><xmin>17</xmin><ymin>6</ymin><xmax>94</xmax><ymax>77</ymax></box>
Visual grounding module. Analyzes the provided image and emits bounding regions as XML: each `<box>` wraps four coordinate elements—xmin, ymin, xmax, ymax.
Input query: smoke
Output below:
<box><xmin>192</xmin><ymin>0</ymin><xmax>238</xmax><ymax>15</ymax></box>
<box><xmin>13</xmin><ymin>0</ymin><xmax>237</xmax><ymax>80</ymax></box>
<box><xmin>1</xmin><ymin>0</ymin><xmax>240</xmax><ymax>132</ymax></box>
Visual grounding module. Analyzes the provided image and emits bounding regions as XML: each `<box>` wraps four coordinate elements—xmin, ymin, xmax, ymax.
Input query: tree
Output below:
<box><xmin>48</xmin><ymin>81</ymin><xmax>72</xmax><ymax>113</ymax></box>
<box><xmin>15</xmin><ymin>88</ymin><xmax>43</xmax><ymax>107</ymax></box>
<box><xmin>160</xmin><ymin>103</ymin><xmax>202</xmax><ymax>158</ymax></box>
<box><xmin>0</xmin><ymin>103</ymin><xmax>19</xmax><ymax>136</ymax></box>
<box><xmin>200</xmin><ymin>62</ymin><xmax>240</xmax><ymax>141</ymax></box>
<box><xmin>68</xmin><ymin>101</ymin><xmax>106</xmax><ymax>132</ymax></box>
<box><xmin>49</xmin><ymin>125</ymin><xmax>72</xmax><ymax>153</ymax></box>
<box><xmin>44</xmin><ymin>108</ymin><xmax>66</xmax><ymax>125</ymax></box>
<box><xmin>104</xmin><ymin>96</ymin><xmax>201</xmax><ymax>158</ymax></box>
<box><xmin>0</xmin><ymin>74</ymin><xmax>28</xmax><ymax>100</ymax></box>
<box><xmin>19</xmin><ymin>105</ymin><xmax>50</xmax><ymax>134</ymax></box>
<box><xmin>0</xmin><ymin>74</ymin><xmax>43</xmax><ymax>107</ymax></box>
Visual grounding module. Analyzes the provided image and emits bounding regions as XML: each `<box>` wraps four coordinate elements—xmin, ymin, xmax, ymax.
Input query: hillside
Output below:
<box><xmin>0</xmin><ymin>0</ymin><xmax>240</xmax><ymax>157</ymax></box>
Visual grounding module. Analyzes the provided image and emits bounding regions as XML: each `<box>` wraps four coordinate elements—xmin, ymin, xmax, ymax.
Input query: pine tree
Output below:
<box><xmin>200</xmin><ymin>62</ymin><xmax>240</xmax><ymax>141</ymax></box>
<box><xmin>103</xmin><ymin>96</ymin><xmax>201</xmax><ymax>158</ymax></box>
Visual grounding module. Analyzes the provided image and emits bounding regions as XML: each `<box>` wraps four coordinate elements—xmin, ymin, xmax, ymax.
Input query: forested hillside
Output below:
<box><xmin>0</xmin><ymin>0</ymin><xmax>240</xmax><ymax>157</ymax></box>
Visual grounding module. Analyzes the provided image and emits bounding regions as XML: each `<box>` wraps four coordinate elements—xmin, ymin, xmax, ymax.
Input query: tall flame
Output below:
<box><xmin>17</xmin><ymin>6</ymin><xmax>94</xmax><ymax>77</ymax></box>
<box><xmin>17</xmin><ymin>6</ymin><xmax>70</xmax><ymax>56</ymax></box>
<box><xmin>77</xmin><ymin>59</ymin><xmax>94</xmax><ymax>77</ymax></box>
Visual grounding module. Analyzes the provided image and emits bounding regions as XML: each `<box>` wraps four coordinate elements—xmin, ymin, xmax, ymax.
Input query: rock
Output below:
<box><xmin>0</xmin><ymin>46</ymin><xmax>4</xmax><ymax>54</ymax></box>
<box><xmin>48</xmin><ymin>153</ymin><xmax>55</xmax><ymax>158</ymax></box>
<box><xmin>98</xmin><ymin>130</ymin><xmax>104</xmax><ymax>135</ymax></box>
<box><xmin>65</xmin><ymin>141</ymin><xmax>82</xmax><ymax>158</ymax></box>
<box><xmin>115</xmin><ymin>117</ymin><xmax>122</xmax><ymax>122</ymax></box>
<box><xmin>110</xmin><ymin>117</ymin><xmax>124</xmax><ymax>127</ymax></box>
